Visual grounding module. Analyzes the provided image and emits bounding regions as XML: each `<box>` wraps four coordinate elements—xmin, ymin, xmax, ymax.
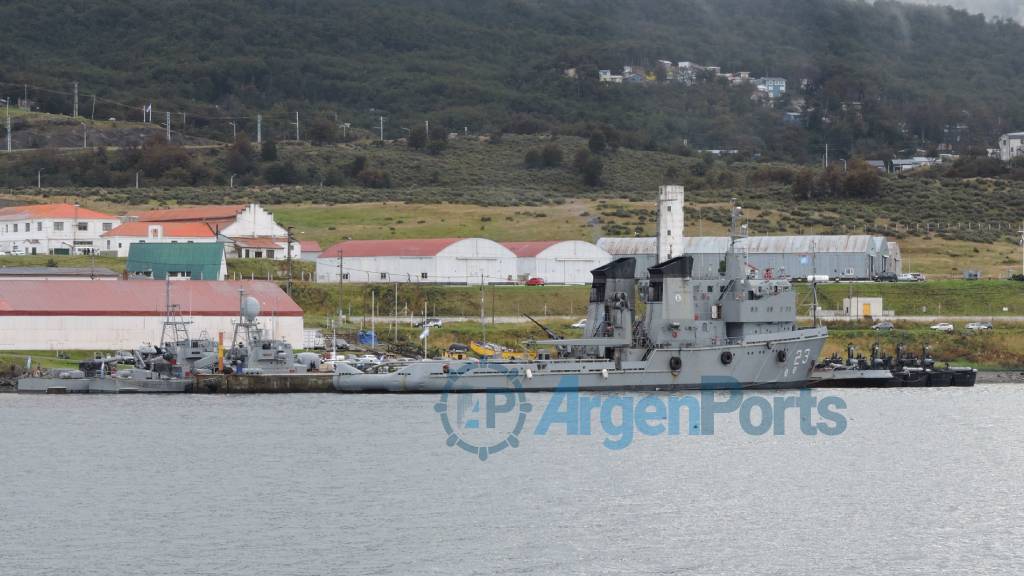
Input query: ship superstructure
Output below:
<box><xmin>334</xmin><ymin>198</ymin><xmax>829</xmax><ymax>392</ymax></box>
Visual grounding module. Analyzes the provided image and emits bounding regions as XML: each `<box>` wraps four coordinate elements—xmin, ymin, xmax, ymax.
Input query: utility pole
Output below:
<box><xmin>337</xmin><ymin>251</ymin><xmax>344</xmax><ymax>323</ymax></box>
<box><xmin>37</xmin><ymin>169</ymin><xmax>43</xmax><ymax>189</ymax></box>
<box><xmin>1019</xmin><ymin>222</ymin><xmax>1024</xmax><ymax>278</ymax></box>
<box><xmin>257</xmin><ymin>113</ymin><xmax>262</xmax><ymax>144</ymax></box>
<box><xmin>480</xmin><ymin>274</ymin><xmax>485</xmax><ymax>343</ymax></box>
<box><xmin>3</xmin><ymin>98</ymin><xmax>10</xmax><ymax>152</ymax></box>
<box><xmin>135</xmin><ymin>171</ymin><xmax>141</xmax><ymax>189</ymax></box>
<box><xmin>824</xmin><ymin>142</ymin><xmax>829</xmax><ymax>168</ymax></box>
<box><xmin>229</xmin><ymin>121</ymin><xmax>237</xmax><ymax>142</ymax></box>
<box><xmin>81</xmin><ymin>123</ymin><xmax>87</xmax><ymax>148</ymax></box>
<box><xmin>291</xmin><ymin>112</ymin><xmax>300</xmax><ymax>141</ymax></box>
<box><xmin>90</xmin><ymin>94</ymin><xmax>95</xmax><ymax>120</ymax></box>
<box><xmin>73</xmin><ymin>82</ymin><xmax>78</xmax><ymax>118</ymax></box>
<box><xmin>165</xmin><ymin>111</ymin><xmax>171</xmax><ymax>142</ymax></box>
<box><xmin>286</xmin><ymin>226</ymin><xmax>294</xmax><ymax>296</ymax></box>
<box><xmin>341</xmin><ymin>122</ymin><xmax>350</xmax><ymax>140</ymax></box>
<box><xmin>379</xmin><ymin>116</ymin><xmax>384</xmax><ymax>142</ymax></box>
<box><xmin>425</xmin><ymin>120</ymin><xmax>429</xmax><ymax>135</ymax></box>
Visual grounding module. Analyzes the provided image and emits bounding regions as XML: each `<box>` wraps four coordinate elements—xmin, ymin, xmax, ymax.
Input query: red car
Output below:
<box><xmin>526</xmin><ymin>277</ymin><xmax>546</xmax><ymax>286</ymax></box>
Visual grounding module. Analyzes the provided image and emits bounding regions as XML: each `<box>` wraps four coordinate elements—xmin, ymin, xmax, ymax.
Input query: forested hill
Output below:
<box><xmin>2</xmin><ymin>0</ymin><xmax>1024</xmax><ymax>160</ymax></box>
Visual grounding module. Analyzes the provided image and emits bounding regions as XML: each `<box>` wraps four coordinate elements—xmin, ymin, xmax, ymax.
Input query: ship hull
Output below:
<box><xmin>334</xmin><ymin>331</ymin><xmax>827</xmax><ymax>393</ymax></box>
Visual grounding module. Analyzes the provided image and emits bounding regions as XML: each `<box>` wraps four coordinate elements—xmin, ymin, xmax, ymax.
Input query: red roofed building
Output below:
<box><xmin>0</xmin><ymin>203</ymin><xmax>120</xmax><ymax>255</ymax></box>
<box><xmin>501</xmin><ymin>240</ymin><xmax>611</xmax><ymax>284</ymax></box>
<box><xmin>317</xmin><ymin>238</ymin><xmax>517</xmax><ymax>284</ymax></box>
<box><xmin>0</xmin><ymin>280</ymin><xmax>303</xmax><ymax>350</ymax></box>
<box><xmin>101</xmin><ymin>221</ymin><xmax>218</xmax><ymax>257</ymax></box>
<box><xmin>299</xmin><ymin>240</ymin><xmax>321</xmax><ymax>262</ymax></box>
<box><xmin>124</xmin><ymin>203</ymin><xmax>297</xmax><ymax>260</ymax></box>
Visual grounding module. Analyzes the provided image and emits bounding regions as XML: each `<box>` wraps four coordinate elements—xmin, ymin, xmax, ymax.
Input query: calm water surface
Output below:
<box><xmin>1</xmin><ymin>386</ymin><xmax>1022</xmax><ymax>575</ymax></box>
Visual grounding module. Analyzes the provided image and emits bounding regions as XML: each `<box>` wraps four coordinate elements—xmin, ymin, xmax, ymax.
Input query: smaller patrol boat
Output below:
<box><xmin>810</xmin><ymin>343</ymin><xmax>976</xmax><ymax>388</ymax></box>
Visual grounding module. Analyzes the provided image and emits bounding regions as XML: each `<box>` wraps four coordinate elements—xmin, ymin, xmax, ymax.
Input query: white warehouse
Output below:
<box><xmin>501</xmin><ymin>241</ymin><xmax>611</xmax><ymax>284</ymax></box>
<box><xmin>317</xmin><ymin>238</ymin><xmax>518</xmax><ymax>285</ymax></box>
<box><xmin>0</xmin><ymin>280</ymin><xmax>304</xmax><ymax>350</ymax></box>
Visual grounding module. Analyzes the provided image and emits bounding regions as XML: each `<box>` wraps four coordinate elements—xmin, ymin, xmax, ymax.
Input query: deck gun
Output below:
<box><xmin>523</xmin><ymin>313</ymin><xmax>563</xmax><ymax>341</ymax></box>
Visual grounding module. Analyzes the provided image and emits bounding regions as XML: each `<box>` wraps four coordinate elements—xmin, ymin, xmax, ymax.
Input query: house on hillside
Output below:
<box><xmin>299</xmin><ymin>240</ymin><xmax>321</xmax><ymax>262</ymax></box>
<box><xmin>999</xmin><ymin>132</ymin><xmax>1024</xmax><ymax>162</ymax></box>
<box><xmin>125</xmin><ymin>204</ymin><xmax>298</xmax><ymax>260</ymax></box>
<box><xmin>101</xmin><ymin>221</ymin><xmax>220</xmax><ymax>257</ymax></box>
<box><xmin>0</xmin><ymin>203</ymin><xmax>120</xmax><ymax>255</ymax></box>
<box><xmin>126</xmin><ymin>242</ymin><xmax>227</xmax><ymax>281</ymax></box>
<box><xmin>756</xmin><ymin>77</ymin><xmax>787</xmax><ymax>98</ymax></box>
<box><xmin>599</xmin><ymin>70</ymin><xmax>623</xmax><ymax>83</ymax></box>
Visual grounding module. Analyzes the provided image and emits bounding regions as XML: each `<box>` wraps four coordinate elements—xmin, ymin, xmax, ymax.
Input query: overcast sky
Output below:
<box><xmin>899</xmin><ymin>0</ymin><xmax>1023</xmax><ymax>21</ymax></box>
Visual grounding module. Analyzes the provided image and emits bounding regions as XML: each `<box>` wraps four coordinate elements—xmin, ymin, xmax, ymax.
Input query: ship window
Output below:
<box><xmin>647</xmin><ymin>281</ymin><xmax>663</xmax><ymax>302</ymax></box>
<box><xmin>590</xmin><ymin>284</ymin><xmax>606</xmax><ymax>303</ymax></box>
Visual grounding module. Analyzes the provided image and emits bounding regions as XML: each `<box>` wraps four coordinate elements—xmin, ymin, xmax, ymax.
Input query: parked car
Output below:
<box><xmin>526</xmin><ymin>277</ymin><xmax>545</xmax><ymax>286</ymax></box>
<box><xmin>873</xmin><ymin>272</ymin><xmax>898</xmax><ymax>282</ymax></box>
<box><xmin>965</xmin><ymin>322</ymin><xmax>993</xmax><ymax>331</ymax></box>
<box><xmin>897</xmin><ymin>272</ymin><xmax>925</xmax><ymax>282</ymax></box>
<box><xmin>571</xmin><ymin>318</ymin><xmax>587</xmax><ymax>329</ymax></box>
<box><xmin>413</xmin><ymin>317</ymin><xmax>443</xmax><ymax>328</ymax></box>
<box><xmin>930</xmin><ymin>322</ymin><xmax>955</xmax><ymax>332</ymax></box>
<box><xmin>872</xmin><ymin>321</ymin><xmax>895</xmax><ymax>331</ymax></box>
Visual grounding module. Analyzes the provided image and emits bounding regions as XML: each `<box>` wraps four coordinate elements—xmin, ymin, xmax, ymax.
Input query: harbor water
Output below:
<box><xmin>1</xmin><ymin>385</ymin><xmax>1022</xmax><ymax>575</ymax></box>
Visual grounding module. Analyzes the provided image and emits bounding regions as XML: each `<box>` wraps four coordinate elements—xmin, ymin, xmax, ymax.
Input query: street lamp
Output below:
<box><xmin>230</xmin><ymin>173</ymin><xmax>237</xmax><ymax>188</ymax></box>
<box><xmin>135</xmin><ymin>170</ymin><xmax>142</xmax><ymax>189</ymax></box>
<box><xmin>37</xmin><ymin>168</ymin><xmax>44</xmax><ymax>189</ymax></box>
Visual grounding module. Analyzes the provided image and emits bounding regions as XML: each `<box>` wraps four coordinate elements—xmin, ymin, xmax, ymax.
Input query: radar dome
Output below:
<box><xmin>241</xmin><ymin>296</ymin><xmax>262</xmax><ymax>321</ymax></box>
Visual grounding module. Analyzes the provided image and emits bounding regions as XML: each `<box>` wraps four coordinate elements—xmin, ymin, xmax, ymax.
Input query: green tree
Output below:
<box><xmin>581</xmin><ymin>156</ymin><xmax>603</xmax><ymax>187</ymax></box>
<box><xmin>226</xmin><ymin>136</ymin><xmax>256</xmax><ymax>174</ymax></box>
<box><xmin>524</xmin><ymin>149</ymin><xmax>543</xmax><ymax>169</ymax></box>
<box><xmin>843</xmin><ymin>160</ymin><xmax>881</xmax><ymax>197</ymax></box>
<box><xmin>260</xmin><ymin>140</ymin><xmax>278</xmax><ymax>162</ymax></box>
<box><xmin>588</xmin><ymin>131</ymin><xmax>607</xmax><ymax>154</ymax></box>
<box><xmin>792</xmin><ymin>168</ymin><xmax>816</xmax><ymax>200</ymax></box>
<box><xmin>348</xmin><ymin>155</ymin><xmax>367</xmax><ymax>177</ymax></box>
<box><xmin>308</xmin><ymin>118</ymin><xmax>338</xmax><ymax>145</ymax></box>
<box><xmin>540</xmin><ymin>144</ymin><xmax>563</xmax><ymax>167</ymax></box>
<box><xmin>573</xmin><ymin>148</ymin><xmax>592</xmax><ymax>172</ymax></box>
<box><xmin>407</xmin><ymin>126</ymin><xmax>427</xmax><ymax>149</ymax></box>
<box><xmin>264</xmin><ymin>160</ymin><xmax>299</xmax><ymax>184</ymax></box>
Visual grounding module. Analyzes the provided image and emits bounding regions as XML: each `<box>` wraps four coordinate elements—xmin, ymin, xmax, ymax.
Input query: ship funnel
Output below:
<box><xmin>585</xmin><ymin>258</ymin><xmax>637</xmax><ymax>354</ymax></box>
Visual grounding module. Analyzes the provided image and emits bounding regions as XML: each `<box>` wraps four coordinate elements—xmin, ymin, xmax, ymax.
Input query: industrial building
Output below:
<box><xmin>0</xmin><ymin>267</ymin><xmax>119</xmax><ymax>281</ymax></box>
<box><xmin>598</xmin><ymin>235</ymin><xmax>899</xmax><ymax>280</ymax></box>
<box><xmin>126</xmin><ymin>243</ymin><xmax>228</xmax><ymax>281</ymax></box>
<box><xmin>317</xmin><ymin>238</ymin><xmax>518</xmax><ymax>284</ymax></box>
<box><xmin>0</xmin><ymin>280</ymin><xmax>303</xmax><ymax>350</ymax></box>
<box><xmin>500</xmin><ymin>241</ymin><xmax>611</xmax><ymax>284</ymax></box>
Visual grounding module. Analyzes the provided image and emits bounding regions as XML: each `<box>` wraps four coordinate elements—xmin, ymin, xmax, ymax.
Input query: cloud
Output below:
<box><xmin>896</xmin><ymin>0</ymin><xmax>1024</xmax><ymax>22</ymax></box>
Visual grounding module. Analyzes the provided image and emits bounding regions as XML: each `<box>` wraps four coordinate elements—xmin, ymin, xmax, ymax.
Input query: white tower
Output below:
<box><xmin>657</xmin><ymin>185</ymin><xmax>685</xmax><ymax>262</ymax></box>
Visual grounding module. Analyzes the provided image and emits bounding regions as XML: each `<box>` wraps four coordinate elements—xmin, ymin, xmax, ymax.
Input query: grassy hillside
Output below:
<box><xmin>2</xmin><ymin>0</ymin><xmax>1024</xmax><ymax>158</ymax></box>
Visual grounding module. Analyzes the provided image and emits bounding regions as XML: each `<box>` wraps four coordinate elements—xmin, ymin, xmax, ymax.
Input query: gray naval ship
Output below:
<box><xmin>334</xmin><ymin>203</ymin><xmax>829</xmax><ymax>393</ymax></box>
